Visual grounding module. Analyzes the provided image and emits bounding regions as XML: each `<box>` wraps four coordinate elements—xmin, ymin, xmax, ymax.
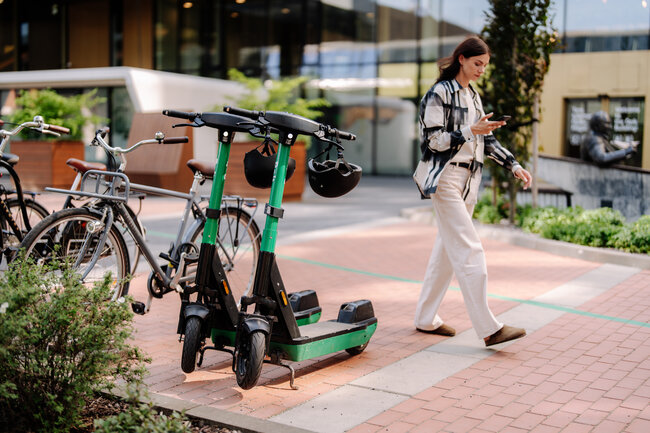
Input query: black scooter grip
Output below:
<box><xmin>162</xmin><ymin>109</ymin><xmax>197</xmax><ymax>120</ymax></box>
<box><xmin>224</xmin><ymin>106</ymin><xmax>260</xmax><ymax>119</ymax></box>
<box><xmin>336</xmin><ymin>130</ymin><xmax>356</xmax><ymax>141</ymax></box>
<box><xmin>162</xmin><ymin>136</ymin><xmax>189</xmax><ymax>144</ymax></box>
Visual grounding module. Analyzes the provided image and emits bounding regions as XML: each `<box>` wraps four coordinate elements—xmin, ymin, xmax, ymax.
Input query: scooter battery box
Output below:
<box><xmin>337</xmin><ymin>299</ymin><xmax>375</xmax><ymax>323</ymax></box>
<box><xmin>288</xmin><ymin>290</ymin><xmax>320</xmax><ymax>311</ymax></box>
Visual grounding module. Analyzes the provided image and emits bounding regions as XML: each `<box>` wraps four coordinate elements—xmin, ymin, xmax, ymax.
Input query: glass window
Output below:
<box><xmin>439</xmin><ymin>0</ymin><xmax>489</xmax><ymax>57</ymax></box>
<box><xmin>0</xmin><ymin>0</ymin><xmax>17</xmax><ymax>71</ymax></box>
<box><xmin>565</xmin><ymin>98</ymin><xmax>603</xmax><ymax>158</ymax></box>
<box><xmin>321</xmin><ymin>0</ymin><xmax>376</xmax><ymax>65</ymax></box>
<box><xmin>563</xmin><ymin>0</ymin><xmax>650</xmax><ymax>52</ymax></box>
<box><xmin>179</xmin><ymin>1</ymin><xmax>203</xmax><ymax>75</ymax></box>
<box><xmin>609</xmin><ymin>97</ymin><xmax>644</xmax><ymax>167</ymax></box>
<box><xmin>564</xmin><ymin>97</ymin><xmax>644</xmax><ymax>167</ymax></box>
<box><xmin>224</xmin><ymin>0</ymin><xmax>268</xmax><ymax>76</ymax></box>
<box><xmin>268</xmin><ymin>0</ymin><xmax>304</xmax><ymax>77</ymax></box>
<box><xmin>155</xmin><ymin>0</ymin><xmax>179</xmax><ymax>71</ymax></box>
<box><xmin>377</xmin><ymin>0</ymin><xmax>417</xmax><ymax>63</ymax></box>
<box><xmin>419</xmin><ymin>0</ymin><xmax>441</xmax><ymax>62</ymax></box>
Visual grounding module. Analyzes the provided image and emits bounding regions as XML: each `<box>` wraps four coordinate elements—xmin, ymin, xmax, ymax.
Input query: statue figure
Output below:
<box><xmin>580</xmin><ymin>111</ymin><xmax>638</xmax><ymax>167</ymax></box>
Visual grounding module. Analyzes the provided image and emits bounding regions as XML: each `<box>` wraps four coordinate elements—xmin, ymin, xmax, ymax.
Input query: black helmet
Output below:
<box><xmin>308</xmin><ymin>156</ymin><xmax>362</xmax><ymax>198</ymax></box>
<box><xmin>244</xmin><ymin>140</ymin><xmax>295</xmax><ymax>189</ymax></box>
<box><xmin>589</xmin><ymin>111</ymin><xmax>612</xmax><ymax>136</ymax></box>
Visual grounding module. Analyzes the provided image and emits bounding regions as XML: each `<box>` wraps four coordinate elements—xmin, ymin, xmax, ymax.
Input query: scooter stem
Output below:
<box><xmin>261</xmin><ymin>131</ymin><xmax>295</xmax><ymax>253</ymax></box>
<box><xmin>202</xmin><ymin>132</ymin><xmax>231</xmax><ymax>245</ymax></box>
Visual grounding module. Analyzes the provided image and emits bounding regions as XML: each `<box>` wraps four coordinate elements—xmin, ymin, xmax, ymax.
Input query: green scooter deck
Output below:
<box><xmin>270</xmin><ymin>319</ymin><xmax>377</xmax><ymax>362</ymax></box>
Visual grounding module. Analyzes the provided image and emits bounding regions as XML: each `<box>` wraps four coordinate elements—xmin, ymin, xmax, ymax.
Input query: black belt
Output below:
<box><xmin>449</xmin><ymin>160</ymin><xmax>483</xmax><ymax>171</ymax></box>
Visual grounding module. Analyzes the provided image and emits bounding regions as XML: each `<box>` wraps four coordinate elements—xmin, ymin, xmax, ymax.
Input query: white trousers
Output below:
<box><xmin>414</xmin><ymin>164</ymin><xmax>502</xmax><ymax>339</ymax></box>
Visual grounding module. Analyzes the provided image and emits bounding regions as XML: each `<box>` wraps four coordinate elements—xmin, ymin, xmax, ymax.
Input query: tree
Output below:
<box><xmin>481</xmin><ymin>0</ymin><xmax>558</xmax><ymax>222</ymax></box>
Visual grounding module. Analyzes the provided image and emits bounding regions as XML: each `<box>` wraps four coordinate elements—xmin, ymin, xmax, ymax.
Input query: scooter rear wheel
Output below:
<box><xmin>235</xmin><ymin>331</ymin><xmax>265</xmax><ymax>389</ymax></box>
<box><xmin>346</xmin><ymin>341</ymin><xmax>369</xmax><ymax>356</ymax></box>
<box><xmin>181</xmin><ymin>316</ymin><xmax>202</xmax><ymax>373</ymax></box>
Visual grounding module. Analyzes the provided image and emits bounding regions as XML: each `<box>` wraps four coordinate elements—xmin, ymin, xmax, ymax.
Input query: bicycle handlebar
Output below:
<box><xmin>0</xmin><ymin>116</ymin><xmax>71</xmax><ymax>153</ymax></box>
<box><xmin>46</xmin><ymin>124</ymin><xmax>71</xmax><ymax>134</ymax></box>
<box><xmin>162</xmin><ymin>137</ymin><xmax>190</xmax><ymax>144</ymax></box>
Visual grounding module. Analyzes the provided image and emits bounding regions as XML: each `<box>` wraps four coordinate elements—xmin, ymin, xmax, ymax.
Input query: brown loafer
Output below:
<box><xmin>416</xmin><ymin>323</ymin><xmax>456</xmax><ymax>336</ymax></box>
<box><xmin>484</xmin><ymin>325</ymin><xmax>526</xmax><ymax>347</ymax></box>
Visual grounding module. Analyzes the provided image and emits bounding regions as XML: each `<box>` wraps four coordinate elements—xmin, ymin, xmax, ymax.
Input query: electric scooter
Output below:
<box><xmin>161</xmin><ymin>109</ymin><xmax>322</xmax><ymax>374</ymax></box>
<box><xmin>222</xmin><ymin>106</ymin><xmax>377</xmax><ymax>390</ymax></box>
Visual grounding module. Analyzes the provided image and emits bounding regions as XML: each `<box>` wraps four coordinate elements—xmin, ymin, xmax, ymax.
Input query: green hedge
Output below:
<box><xmin>473</xmin><ymin>191</ymin><xmax>649</xmax><ymax>254</ymax></box>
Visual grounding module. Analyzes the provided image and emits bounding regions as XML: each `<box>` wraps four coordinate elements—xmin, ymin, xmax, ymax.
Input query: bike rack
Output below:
<box><xmin>45</xmin><ymin>169</ymin><xmax>131</xmax><ymax>203</ymax></box>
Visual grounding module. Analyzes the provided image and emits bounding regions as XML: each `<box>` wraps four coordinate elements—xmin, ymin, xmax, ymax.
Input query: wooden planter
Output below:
<box><xmin>223</xmin><ymin>141</ymin><xmax>306</xmax><ymax>202</ymax></box>
<box><xmin>10</xmin><ymin>140</ymin><xmax>85</xmax><ymax>190</ymax></box>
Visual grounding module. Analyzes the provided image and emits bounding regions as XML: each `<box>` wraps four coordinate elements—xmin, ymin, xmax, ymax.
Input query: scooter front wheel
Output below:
<box><xmin>235</xmin><ymin>331</ymin><xmax>265</xmax><ymax>389</ymax></box>
<box><xmin>181</xmin><ymin>316</ymin><xmax>202</xmax><ymax>373</ymax></box>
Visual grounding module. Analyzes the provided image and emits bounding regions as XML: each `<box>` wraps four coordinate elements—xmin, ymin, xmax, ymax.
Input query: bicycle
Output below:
<box><xmin>19</xmin><ymin>127</ymin><xmax>261</xmax><ymax>310</ymax></box>
<box><xmin>0</xmin><ymin>116</ymin><xmax>69</xmax><ymax>265</ymax></box>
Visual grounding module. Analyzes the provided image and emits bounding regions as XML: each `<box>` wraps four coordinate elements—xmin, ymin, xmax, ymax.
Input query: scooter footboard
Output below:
<box><xmin>289</xmin><ymin>290</ymin><xmax>322</xmax><ymax>325</ymax></box>
<box><xmin>337</xmin><ymin>299</ymin><xmax>374</xmax><ymax>324</ymax></box>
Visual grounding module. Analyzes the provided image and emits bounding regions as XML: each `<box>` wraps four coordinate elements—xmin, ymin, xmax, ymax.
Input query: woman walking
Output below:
<box><xmin>414</xmin><ymin>36</ymin><xmax>532</xmax><ymax>347</ymax></box>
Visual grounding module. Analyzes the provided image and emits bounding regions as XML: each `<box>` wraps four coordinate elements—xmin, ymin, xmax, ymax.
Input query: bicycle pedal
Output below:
<box><xmin>131</xmin><ymin>301</ymin><xmax>146</xmax><ymax>315</ymax></box>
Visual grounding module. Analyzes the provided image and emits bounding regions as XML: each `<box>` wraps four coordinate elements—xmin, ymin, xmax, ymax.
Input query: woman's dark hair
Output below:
<box><xmin>436</xmin><ymin>36</ymin><xmax>490</xmax><ymax>84</ymax></box>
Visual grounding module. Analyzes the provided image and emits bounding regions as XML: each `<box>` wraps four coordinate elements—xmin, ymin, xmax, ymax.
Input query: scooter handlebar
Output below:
<box><xmin>162</xmin><ymin>109</ymin><xmax>199</xmax><ymax>120</ymax></box>
<box><xmin>223</xmin><ymin>106</ymin><xmax>261</xmax><ymax>119</ymax></box>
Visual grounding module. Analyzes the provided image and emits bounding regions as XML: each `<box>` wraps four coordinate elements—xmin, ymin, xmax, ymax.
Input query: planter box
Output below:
<box><xmin>11</xmin><ymin>140</ymin><xmax>85</xmax><ymax>190</ymax></box>
<box><xmin>223</xmin><ymin>141</ymin><xmax>306</xmax><ymax>202</ymax></box>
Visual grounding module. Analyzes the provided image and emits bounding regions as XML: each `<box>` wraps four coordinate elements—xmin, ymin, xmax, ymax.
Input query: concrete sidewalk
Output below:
<box><xmin>111</xmin><ymin>180</ymin><xmax>650</xmax><ymax>433</ymax></box>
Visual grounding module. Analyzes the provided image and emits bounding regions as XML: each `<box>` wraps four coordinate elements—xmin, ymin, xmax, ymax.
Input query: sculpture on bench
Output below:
<box><xmin>580</xmin><ymin>111</ymin><xmax>637</xmax><ymax>167</ymax></box>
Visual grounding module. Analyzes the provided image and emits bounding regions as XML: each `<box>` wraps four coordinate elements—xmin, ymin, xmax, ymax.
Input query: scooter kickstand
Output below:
<box><xmin>265</xmin><ymin>359</ymin><xmax>298</xmax><ymax>390</ymax></box>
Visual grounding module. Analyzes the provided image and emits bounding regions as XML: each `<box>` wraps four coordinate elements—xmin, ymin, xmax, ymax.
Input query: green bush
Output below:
<box><xmin>9</xmin><ymin>88</ymin><xmax>106</xmax><ymax>140</ymax></box>
<box><xmin>94</xmin><ymin>384</ymin><xmax>191</xmax><ymax>433</ymax></box>
<box><xmin>0</xmin><ymin>256</ymin><xmax>146</xmax><ymax>433</ymax></box>
<box><xmin>518</xmin><ymin>205</ymin><xmax>648</xmax><ymax>254</ymax></box>
<box><xmin>610</xmin><ymin>215</ymin><xmax>650</xmax><ymax>253</ymax></box>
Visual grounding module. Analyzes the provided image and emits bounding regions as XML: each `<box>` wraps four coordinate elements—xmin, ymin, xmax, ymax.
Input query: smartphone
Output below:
<box><xmin>494</xmin><ymin>115</ymin><xmax>511</xmax><ymax>122</ymax></box>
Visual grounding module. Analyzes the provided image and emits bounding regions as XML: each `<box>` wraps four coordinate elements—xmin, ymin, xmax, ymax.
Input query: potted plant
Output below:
<box><xmin>221</xmin><ymin>68</ymin><xmax>330</xmax><ymax>201</ymax></box>
<box><xmin>7</xmin><ymin>88</ymin><xmax>105</xmax><ymax>190</ymax></box>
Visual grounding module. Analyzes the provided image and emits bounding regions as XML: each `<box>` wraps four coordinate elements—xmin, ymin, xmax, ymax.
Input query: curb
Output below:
<box><xmin>400</xmin><ymin>206</ymin><xmax>650</xmax><ymax>270</ymax></box>
<box><xmin>107</xmin><ymin>387</ymin><xmax>315</xmax><ymax>433</ymax></box>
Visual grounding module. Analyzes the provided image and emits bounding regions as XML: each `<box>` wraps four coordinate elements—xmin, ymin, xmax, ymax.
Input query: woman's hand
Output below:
<box><xmin>470</xmin><ymin>113</ymin><xmax>505</xmax><ymax>136</ymax></box>
<box><xmin>514</xmin><ymin>167</ymin><xmax>533</xmax><ymax>190</ymax></box>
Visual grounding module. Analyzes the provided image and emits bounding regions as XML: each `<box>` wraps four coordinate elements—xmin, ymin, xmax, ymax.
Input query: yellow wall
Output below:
<box><xmin>540</xmin><ymin>51</ymin><xmax>650</xmax><ymax>169</ymax></box>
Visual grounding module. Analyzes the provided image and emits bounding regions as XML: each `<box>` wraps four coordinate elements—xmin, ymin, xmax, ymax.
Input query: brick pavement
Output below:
<box><xmin>123</xmin><ymin>214</ymin><xmax>649</xmax><ymax>432</ymax></box>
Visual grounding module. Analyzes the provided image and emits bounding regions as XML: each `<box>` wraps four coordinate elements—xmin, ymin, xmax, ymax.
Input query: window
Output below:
<box><xmin>565</xmin><ymin>97</ymin><xmax>644</xmax><ymax>167</ymax></box>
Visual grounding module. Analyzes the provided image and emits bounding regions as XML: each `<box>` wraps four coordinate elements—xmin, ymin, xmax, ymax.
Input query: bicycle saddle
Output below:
<box><xmin>1</xmin><ymin>152</ymin><xmax>19</xmax><ymax>165</ymax></box>
<box><xmin>186</xmin><ymin>159</ymin><xmax>215</xmax><ymax>180</ymax></box>
<box><xmin>66</xmin><ymin>158</ymin><xmax>107</xmax><ymax>174</ymax></box>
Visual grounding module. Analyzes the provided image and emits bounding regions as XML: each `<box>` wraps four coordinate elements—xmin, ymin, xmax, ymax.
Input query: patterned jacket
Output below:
<box><xmin>418</xmin><ymin>79</ymin><xmax>521</xmax><ymax>196</ymax></box>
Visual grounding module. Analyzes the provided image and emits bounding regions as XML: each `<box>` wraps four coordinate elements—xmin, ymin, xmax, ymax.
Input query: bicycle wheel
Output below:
<box><xmin>19</xmin><ymin>207</ymin><xmax>130</xmax><ymax>300</ymax></box>
<box><xmin>189</xmin><ymin>207</ymin><xmax>260</xmax><ymax>305</ymax></box>
<box><xmin>235</xmin><ymin>330</ymin><xmax>266</xmax><ymax>390</ymax></box>
<box><xmin>2</xmin><ymin>197</ymin><xmax>49</xmax><ymax>249</ymax></box>
<box><xmin>181</xmin><ymin>316</ymin><xmax>203</xmax><ymax>373</ymax></box>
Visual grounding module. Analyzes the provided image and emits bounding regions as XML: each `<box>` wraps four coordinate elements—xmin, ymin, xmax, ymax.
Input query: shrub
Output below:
<box><xmin>610</xmin><ymin>215</ymin><xmax>650</xmax><ymax>254</ymax></box>
<box><xmin>8</xmin><ymin>88</ymin><xmax>106</xmax><ymax>140</ymax></box>
<box><xmin>0</xmin><ymin>256</ymin><xmax>147</xmax><ymax>433</ymax></box>
<box><xmin>94</xmin><ymin>384</ymin><xmax>191</xmax><ymax>433</ymax></box>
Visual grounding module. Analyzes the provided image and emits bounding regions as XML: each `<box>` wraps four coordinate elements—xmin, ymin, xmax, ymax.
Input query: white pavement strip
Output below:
<box><xmin>271</xmin><ymin>263</ymin><xmax>641</xmax><ymax>432</ymax></box>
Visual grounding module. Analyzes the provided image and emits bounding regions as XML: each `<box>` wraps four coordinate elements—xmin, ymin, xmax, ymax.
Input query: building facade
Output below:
<box><xmin>0</xmin><ymin>0</ymin><xmax>649</xmax><ymax>173</ymax></box>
